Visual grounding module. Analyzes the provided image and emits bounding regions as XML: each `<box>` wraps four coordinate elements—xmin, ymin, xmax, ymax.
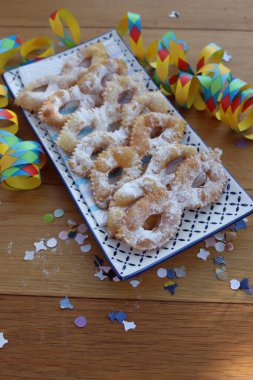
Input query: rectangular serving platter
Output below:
<box><xmin>3</xmin><ymin>29</ymin><xmax>253</xmax><ymax>279</ymax></box>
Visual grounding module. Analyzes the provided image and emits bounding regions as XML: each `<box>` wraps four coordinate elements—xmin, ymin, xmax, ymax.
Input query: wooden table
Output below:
<box><xmin>1</xmin><ymin>1</ymin><xmax>253</xmax><ymax>379</ymax></box>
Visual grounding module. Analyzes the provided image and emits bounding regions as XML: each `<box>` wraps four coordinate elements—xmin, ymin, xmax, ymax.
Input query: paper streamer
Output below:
<box><xmin>49</xmin><ymin>8</ymin><xmax>81</xmax><ymax>48</ymax></box>
<box><xmin>118</xmin><ymin>12</ymin><xmax>253</xmax><ymax>139</ymax></box>
<box><xmin>0</xmin><ymin>130</ymin><xmax>46</xmax><ymax>190</ymax></box>
<box><xmin>21</xmin><ymin>36</ymin><xmax>54</xmax><ymax>63</ymax></box>
<box><xmin>0</xmin><ymin>34</ymin><xmax>22</xmax><ymax>73</ymax></box>
<box><xmin>0</xmin><ymin>85</ymin><xmax>8</xmax><ymax>108</ymax></box>
<box><xmin>0</xmin><ymin>108</ymin><xmax>19</xmax><ymax>135</ymax></box>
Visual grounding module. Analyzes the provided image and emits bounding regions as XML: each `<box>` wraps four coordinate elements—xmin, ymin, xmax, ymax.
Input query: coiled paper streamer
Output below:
<box><xmin>118</xmin><ymin>12</ymin><xmax>253</xmax><ymax>139</ymax></box>
<box><xmin>49</xmin><ymin>8</ymin><xmax>81</xmax><ymax>48</ymax></box>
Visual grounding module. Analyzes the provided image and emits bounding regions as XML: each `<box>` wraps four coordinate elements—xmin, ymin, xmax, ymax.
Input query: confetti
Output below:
<box><xmin>94</xmin><ymin>269</ymin><xmax>107</xmax><ymax>281</ymax></box>
<box><xmin>167</xmin><ymin>268</ymin><xmax>176</xmax><ymax>279</ymax></box>
<box><xmin>94</xmin><ymin>255</ymin><xmax>104</xmax><ymax>267</ymax></box>
<box><xmin>157</xmin><ymin>268</ymin><xmax>167</xmax><ymax>278</ymax></box>
<box><xmin>59</xmin><ymin>296</ymin><xmax>74</xmax><ymax>310</ymax></box>
<box><xmin>217</xmin><ymin>271</ymin><xmax>228</xmax><ymax>281</ymax></box>
<box><xmin>74</xmin><ymin>316</ymin><xmax>87</xmax><ymax>328</ymax></box>
<box><xmin>169</xmin><ymin>10</ymin><xmax>180</xmax><ymax>18</ymax></box>
<box><xmin>214</xmin><ymin>242</ymin><xmax>225</xmax><ymax>253</ymax></box>
<box><xmin>130</xmin><ymin>279</ymin><xmax>140</xmax><ymax>287</ymax></box>
<box><xmin>222</xmin><ymin>50</ymin><xmax>232</xmax><ymax>62</ymax></box>
<box><xmin>0</xmin><ymin>332</ymin><xmax>8</xmax><ymax>349</ymax></box>
<box><xmin>108</xmin><ymin>311</ymin><xmax>117</xmax><ymax>321</ymax></box>
<box><xmin>58</xmin><ymin>230</ymin><xmax>68</xmax><ymax>240</ymax></box>
<box><xmin>46</xmin><ymin>237</ymin><xmax>58</xmax><ymax>248</ymax></box>
<box><xmin>225</xmin><ymin>230</ymin><xmax>237</xmax><ymax>241</ymax></box>
<box><xmin>214</xmin><ymin>232</ymin><xmax>225</xmax><ymax>241</ymax></box>
<box><xmin>34</xmin><ymin>240</ymin><xmax>47</xmax><ymax>253</ymax></box>
<box><xmin>115</xmin><ymin>311</ymin><xmax>127</xmax><ymax>324</ymax></box>
<box><xmin>213</xmin><ymin>256</ymin><xmax>227</xmax><ymax>266</ymax></box>
<box><xmin>43</xmin><ymin>213</ymin><xmax>54</xmax><ymax>223</ymax></box>
<box><xmin>75</xmin><ymin>233</ymin><xmax>88</xmax><ymax>245</ymax></box>
<box><xmin>235</xmin><ymin>219</ymin><xmax>247</xmax><ymax>231</ymax></box>
<box><xmin>24</xmin><ymin>250</ymin><xmax>35</xmax><ymax>261</ymax></box>
<box><xmin>122</xmin><ymin>321</ymin><xmax>136</xmax><ymax>332</ymax></box>
<box><xmin>78</xmin><ymin>224</ymin><xmax>88</xmax><ymax>233</ymax></box>
<box><xmin>67</xmin><ymin>218</ymin><xmax>77</xmax><ymax>227</ymax></box>
<box><xmin>230</xmin><ymin>279</ymin><xmax>240</xmax><ymax>290</ymax></box>
<box><xmin>225</xmin><ymin>242</ymin><xmax>234</xmax><ymax>252</ymax></box>
<box><xmin>174</xmin><ymin>266</ymin><xmax>186</xmax><ymax>278</ymax></box>
<box><xmin>100</xmin><ymin>266</ymin><xmax>112</xmax><ymax>274</ymax></box>
<box><xmin>244</xmin><ymin>285</ymin><xmax>253</xmax><ymax>295</ymax></box>
<box><xmin>113</xmin><ymin>276</ymin><xmax>121</xmax><ymax>282</ymax></box>
<box><xmin>204</xmin><ymin>236</ymin><xmax>216</xmax><ymax>248</ymax></box>
<box><xmin>80</xmin><ymin>244</ymin><xmax>91</xmax><ymax>253</ymax></box>
<box><xmin>235</xmin><ymin>139</ymin><xmax>248</xmax><ymax>148</ymax></box>
<box><xmin>164</xmin><ymin>281</ymin><xmax>178</xmax><ymax>295</ymax></box>
<box><xmin>240</xmin><ymin>278</ymin><xmax>249</xmax><ymax>290</ymax></box>
<box><xmin>197</xmin><ymin>248</ymin><xmax>210</xmax><ymax>260</ymax></box>
<box><xmin>53</xmin><ymin>208</ymin><xmax>64</xmax><ymax>218</ymax></box>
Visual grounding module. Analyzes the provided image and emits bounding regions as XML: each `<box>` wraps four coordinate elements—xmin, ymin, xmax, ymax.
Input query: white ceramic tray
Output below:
<box><xmin>3</xmin><ymin>30</ymin><xmax>253</xmax><ymax>279</ymax></box>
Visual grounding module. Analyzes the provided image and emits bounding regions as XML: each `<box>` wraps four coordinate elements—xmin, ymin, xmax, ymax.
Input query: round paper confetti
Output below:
<box><xmin>215</xmin><ymin>242</ymin><xmax>225</xmax><ymax>253</ymax></box>
<box><xmin>78</xmin><ymin>224</ymin><xmax>88</xmax><ymax>233</ymax></box>
<box><xmin>157</xmin><ymin>268</ymin><xmax>167</xmax><ymax>278</ymax></box>
<box><xmin>53</xmin><ymin>208</ymin><xmax>64</xmax><ymax>218</ymax></box>
<box><xmin>67</xmin><ymin>218</ymin><xmax>77</xmax><ymax>227</ymax></box>
<box><xmin>43</xmin><ymin>213</ymin><xmax>54</xmax><ymax>223</ymax></box>
<box><xmin>225</xmin><ymin>242</ymin><xmax>234</xmax><ymax>252</ymax></box>
<box><xmin>217</xmin><ymin>271</ymin><xmax>228</xmax><ymax>281</ymax></box>
<box><xmin>58</xmin><ymin>230</ymin><xmax>68</xmax><ymax>240</ymax></box>
<box><xmin>46</xmin><ymin>238</ymin><xmax>58</xmax><ymax>248</ymax></box>
<box><xmin>74</xmin><ymin>316</ymin><xmax>87</xmax><ymax>328</ymax></box>
<box><xmin>230</xmin><ymin>279</ymin><xmax>240</xmax><ymax>290</ymax></box>
<box><xmin>80</xmin><ymin>244</ymin><xmax>91</xmax><ymax>253</ymax></box>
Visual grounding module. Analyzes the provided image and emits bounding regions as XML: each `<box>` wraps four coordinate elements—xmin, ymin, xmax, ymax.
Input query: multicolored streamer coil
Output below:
<box><xmin>118</xmin><ymin>12</ymin><xmax>253</xmax><ymax>139</ymax></box>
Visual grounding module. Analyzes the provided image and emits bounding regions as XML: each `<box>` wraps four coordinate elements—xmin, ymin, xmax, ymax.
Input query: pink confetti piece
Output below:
<box><xmin>58</xmin><ymin>231</ymin><xmax>68</xmax><ymax>240</ymax></box>
<box><xmin>80</xmin><ymin>244</ymin><xmax>91</xmax><ymax>253</ymax></box>
<box><xmin>46</xmin><ymin>238</ymin><xmax>58</xmax><ymax>248</ymax></box>
<box><xmin>215</xmin><ymin>242</ymin><xmax>225</xmax><ymax>253</ymax></box>
<box><xmin>204</xmin><ymin>236</ymin><xmax>216</xmax><ymax>248</ymax></box>
<box><xmin>78</xmin><ymin>224</ymin><xmax>88</xmax><ymax>234</ymax></box>
<box><xmin>100</xmin><ymin>266</ymin><xmax>112</xmax><ymax>274</ymax></box>
<box><xmin>74</xmin><ymin>316</ymin><xmax>87</xmax><ymax>328</ymax></box>
<box><xmin>230</xmin><ymin>279</ymin><xmax>240</xmax><ymax>290</ymax></box>
<box><xmin>225</xmin><ymin>242</ymin><xmax>234</xmax><ymax>252</ymax></box>
<box><xmin>157</xmin><ymin>268</ymin><xmax>167</xmax><ymax>278</ymax></box>
<box><xmin>197</xmin><ymin>248</ymin><xmax>210</xmax><ymax>260</ymax></box>
<box><xmin>75</xmin><ymin>233</ymin><xmax>88</xmax><ymax>245</ymax></box>
<box><xmin>0</xmin><ymin>332</ymin><xmax>8</xmax><ymax>349</ymax></box>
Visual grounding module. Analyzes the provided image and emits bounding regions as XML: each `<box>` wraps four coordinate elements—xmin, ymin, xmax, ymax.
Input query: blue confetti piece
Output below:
<box><xmin>235</xmin><ymin>220</ymin><xmax>247</xmax><ymax>232</ymax></box>
<box><xmin>107</xmin><ymin>311</ymin><xmax>117</xmax><ymax>322</ymax></box>
<box><xmin>68</xmin><ymin>230</ymin><xmax>77</xmax><ymax>238</ymax></box>
<box><xmin>115</xmin><ymin>310</ymin><xmax>127</xmax><ymax>324</ymax></box>
<box><xmin>167</xmin><ymin>268</ymin><xmax>176</xmax><ymax>279</ymax></box>
<box><xmin>59</xmin><ymin>296</ymin><xmax>74</xmax><ymax>310</ymax></box>
<box><xmin>94</xmin><ymin>255</ymin><xmax>104</xmax><ymax>267</ymax></box>
<box><xmin>213</xmin><ymin>256</ymin><xmax>227</xmax><ymax>266</ymax></box>
<box><xmin>240</xmin><ymin>278</ymin><xmax>249</xmax><ymax>290</ymax></box>
<box><xmin>164</xmin><ymin>283</ymin><xmax>178</xmax><ymax>295</ymax></box>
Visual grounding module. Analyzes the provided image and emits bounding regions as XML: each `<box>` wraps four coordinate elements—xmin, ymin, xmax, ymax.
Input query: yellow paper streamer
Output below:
<box><xmin>21</xmin><ymin>36</ymin><xmax>54</xmax><ymax>63</ymax></box>
<box><xmin>49</xmin><ymin>8</ymin><xmax>81</xmax><ymax>47</ymax></box>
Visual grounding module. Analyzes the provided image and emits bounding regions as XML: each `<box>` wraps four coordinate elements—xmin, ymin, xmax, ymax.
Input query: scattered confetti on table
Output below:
<box><xmin>174</xmin><ymin>266</ymin><xmax>186</xmax><ymax>278</ymax></box>
<box><xmin>0</xmin><ymin>332</ymin><xmax>8</xmax><ymax>349</ymax></box>
<box><xmin>235</xmin><ymin>220</ymin><xmax>247</xmax><ymax>231</ymax></box>
<box><xmin>53</xmin><ymin>208</ymin><xmax>64</xmax><ymax>218</ymax></box>
<box><xmin>130</xmin><ymin>279</ymin><xmax>141</xmax><ymax>288</ymax></box>
<box><xmin>24</xmin><ymin>250</ymin><xmax>35</xmax><ymax>261</ymax></box>
<box><xmin>122</xmin><ymin>321</ymin><xmax>136</xmax><ymax>332</ymax></box>
<box><xmin>157</xmin><ymin>268</ymin><xmax>167</xmax><ymax>278</ymax></box>
<box><xmin>100</xmin><ymin>266</ymin><xmax>111</xmax><ymax>274</ymax></box>
<box><xmin>164</xmin><ymin>281</ymin><xmax>178</xmax><ymax>295</ymax></box>
<box><xmin>115</xmin><ymin>311</ymin><xmax>127</xmax><ymax>324</ymax></box>
<box><xmin>240</xmin><ymin>278</ymin><xmax>249</xmax><ymax>290</ymax></box>
<box><xmin>34</xmin><ymin>240</ymin><xmax>47</xmax><ymax>253</ymax></box>
<box><xmin>74</xmin><ymin>316</ymin><xmax>87</xmax><ymax>328</ymax></box>
<box><xmin>230</xmin><ymin>279</ymin><xmax>241</xmax><ymax>290</ymax></box>
<box><xmin>58</xmin><ymin>230</ymin><xmax>68</xmax><ymax>240</ymax></box>
<box><xmin>43</xmin><ymin>213</ymin><xmax>54</xmax><ymax>223</ymax></box>
<box><xmin>204</xmin><ymin>236</ymin><xmax>216</xmax><ymax>248</ymax></box>
<box><xmin>80</xmin><ymin>243</ymin><xmax>91</xmax><ymax>253</ymax></box>
<box><xmin>59</xmin><ymin>296</ymin><xmax>74</xmax><ymax>310</ymax></box>
<box><xmin>75</xmin><ymin>233</ymin><xmax>88</xmax><ymax>245</ymax></box>
<box><xmin>213</xmin><ymin>256</ymin><xmax>227</xmax><ymax>266</ymax></box>
<box><xmin>94</xmin><ymin>269</ymin><xmax>107</xmax><ymax>281</ymax></box>
<box><xmin>197</xmin><ymin>248</ymin><xmax>210</xmax><ymax>260</ymax></box>
<box><xmin>67</xmin><ymin>218</ymin><xmax>77</xmax><ymax>227</ymax></box>
<box><xmin>166</xmin><ymin>268</ymin><xmax>176</xmax><ymax>279</ymax></box>
<box><xmin>46</xmin><ymin>237</ymin><xmax>58</xmax><ymax>248</ymax></box>
<box><xmin>225</xmin><ymin>242</ymin><xmax>234</xmax><ymax>252</ymax></box>
<box><xmin>225</xmin><ymin>231</ymin><xmax>237</xmax><ymax>241</ymax></box>
<box><xmin>215</xmin><ymin>242</ymin><xmax>225</xmax><ymax>253</ymax></box>
<box><xmin>169</xmin><ymin>10</ymin><xmax>180</xmax><ymax>18</ymax></box>
<box><xmin>214</xmin><ymin>232</ymin><xmax>225</xmax><ymax>241</ymax></box>
<box><xmin>77</xmin><ymin>224</ymin><xmax>88</xmax><ymax>233</ymax></box>
<box><xmin>222</xmin><ymin>50</ymin><xmax>232</xmax><ymax>62</ymax></box>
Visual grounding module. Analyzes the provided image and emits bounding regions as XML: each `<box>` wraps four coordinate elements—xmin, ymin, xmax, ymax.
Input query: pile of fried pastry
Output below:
<box><xmin>16</xmin><ymin>42</ymin><xmax>227</xmax><ymax>251</ymax></box>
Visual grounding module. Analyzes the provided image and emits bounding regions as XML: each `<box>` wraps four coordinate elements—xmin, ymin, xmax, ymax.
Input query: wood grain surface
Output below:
<box><xmin>0</xmin><ymin>1</ymin><xmax>253</xmax><ymax>379</ymax></box>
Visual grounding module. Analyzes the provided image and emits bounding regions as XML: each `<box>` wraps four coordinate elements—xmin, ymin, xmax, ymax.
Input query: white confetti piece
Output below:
<box><xmin>80</xmin><ymin>244</ymin><xmax>91</xmax><ymax>253</ymax></box>
<box><xmin>113</xmin><ymin>276</ymin><xmax>121</xmax><ymax>282</ymax></box>
<box><xmin>223</xmin><ymin>50</ymin><xmax>232</xmax><ymax>62</ymax></box>
<box><xmin>53</xmin><ymin>208</ymin><xmax>64</xmax><ymax>218</ymax></box>
<box><xmin>24</xmin><ymin>250</ymin><xmax>35</xmax><ymax>261</ymax></box>
<box><xmin>94</xmin><ymin>269</ymin><xmax>108</xmax><ymax>281</ymax></box>
<box><xmin>122</xmin><ymin>321</ymin><xmax>136</xmax><ymax>332</ymax></box>
<box><xmin>174</xmin><ymin>266</ymin><xmax>186</xmax><ymax>278</ymax></box>
<box><xmin>67</xmin><ymin>218</ymin><xmax>77</xmax><ymax>227</ymax></box>
<box><xmin>58</xmin><ymin>230</ymin><xmax>68</xmax><ymax>240</ymax></box>
<box><xmin>215</xmin><ymin>242</ymin><xmax>225</xmax><ymax>253</ymax></box>
<box><xmin>46</xmin><ymin>238</ymin><xmax>58</xmax><ymax>248</ymax></box>
<box><xmin>230</xmin><ymin>279</ymin><xmax>240</xmax><ymax>290</ymax></box>
<box><xmin>130</xmin><ymin>280</ymin><xmax>141</xmax><ymax>288</ymax></box>
<box><xmin>169</xmin><ymin>10</ymin><xmax>180</xmax><ymax>18</ymax></box>
<box><xmin>34</xmin><ymin>240</ymin><xmax>47</xmax><ymax>253</ymax></box>
<box><xmin>78</xmin><ymin>224</ymin><xmax>88</xmax><ymax>233</ymax></box>
<box><xmin>157</xmin><ymin>268</ymin><xmax>167</xmax><ymax>278</ymax></box>
<box><xmin>75</xmin><ymin>233</ymin><xmax>88</xmax><ymax>245</ymax></box>
<box><xmin>0</xmin><ymin>332</ymin><xmax>8</xmax><ymax>349</ymax></box>
<box><xmin>100</xmin><ymin>266</ymin><xmax>112</xmax><ymax>274</ymax></box>
<box><xmin>197</xmin><ymin>248</ymin><xmax>210</xmax><ymax>260</ymax></box>
<box><xmin>214</xmin><ymin>232</ymin><xmax>225</xmax><ymax>241</ymax></box>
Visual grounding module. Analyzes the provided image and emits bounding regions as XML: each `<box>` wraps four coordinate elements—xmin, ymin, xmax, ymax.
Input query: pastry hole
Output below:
<box><xmin>59</xmin><ymin>100</ymin><xmax>80</xmax><ymax>115</ymax></box>
<box><xmin>192</xmin><ymin>172</ymin><xmax>207</xmax><ymax>188</ymax></box>
<box><xmin>101</xmin><ymin>73</ymin><xmax>114</xmax><ymax>86</ymax></box>
<box><xmin>165</xmin><ymin>157</ymin><xmax>184</xmax><ymax>175</ymax></box>
<box><xmin>108</xmin><ymin>167</ymin><xmax>123</xmax><ymax>184</ymax></box>
<box><xmin>150</xmin><ymin>126</ymin><xmax>163</xmax><ymax>139</ymax></box>
<box><xmin>80</xmin><ymin>56</ymin><xmax>92</xmax><ymax>68</ymax></box>
<box><xmin>77</xmin><ymin>127</ymin><xmax>94</xmax><ymax>138</ymax></box>
<box><xmin>118</xmin><ymin>90</ymin><xmax>133</xmax><ymax>104</ymax></box>
<box><xmin>33</xmin><ymin>85</ymin><xmax>48</xmax><ymax>92</ymax></box>
<box><xmin>142</xmin><ymin>214</ymin><xmax>162</xmax><ymax>230</ymax></box>
<box><xmin>142</xmin><ymin>155</ymin><xmax>152</xmax><ymax>172</ymax></box>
